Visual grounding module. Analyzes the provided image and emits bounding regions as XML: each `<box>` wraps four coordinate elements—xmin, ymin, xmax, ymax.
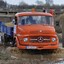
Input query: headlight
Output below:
<box><xmin>52</xmin><ymin>38</ymin><xmax>56</xmax><ymax>42</ymax></box>
<box><xmin>23</xmin><ymin>38</ymin><xmax>28</xmax><ymax>42</ymax></box>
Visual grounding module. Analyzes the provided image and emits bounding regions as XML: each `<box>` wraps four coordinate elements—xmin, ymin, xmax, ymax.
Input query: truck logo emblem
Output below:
<box><xmin>38</xmin><ymin>37</ymin><xmax>43</xmax><ymax>42</ymax></box>
<box><xmin>40</xmin><ymin>30</ymin><xmax>42</xmax><ymax>32</ymax></box>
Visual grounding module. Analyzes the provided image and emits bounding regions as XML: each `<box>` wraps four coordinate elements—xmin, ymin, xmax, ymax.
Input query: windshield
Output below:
<box><xmin>18</xmin><ymin>16</ymin><xmax>54</xmax><ymax>25</ymax></box>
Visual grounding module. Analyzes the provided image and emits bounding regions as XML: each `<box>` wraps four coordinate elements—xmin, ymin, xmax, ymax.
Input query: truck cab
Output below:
<box><xmin>14</xmin><ymin>11</ymin><xmax>59</xmax><ymax>50</ymax></box>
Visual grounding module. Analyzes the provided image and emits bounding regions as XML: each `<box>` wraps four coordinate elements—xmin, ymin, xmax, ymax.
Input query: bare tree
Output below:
<box><xmin>36</xmin><ymin>0</ymin><xmax>44</xmax><ymax>5</ymax></box>
<box><xmin>19</xmin><ymin>1</ymin><xmax>28</xmax><ymax>6</ymax></box>
<box><xmin>0</xmin><ymin>0</ymin><xmax>7</xmax><ymax>8</ymax></box>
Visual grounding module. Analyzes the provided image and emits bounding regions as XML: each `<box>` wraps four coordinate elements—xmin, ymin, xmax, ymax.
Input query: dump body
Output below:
<box><xmin>0</xmin><ymin>22</ymin><xmax>13</xmax><ymax>37</ymax></box>
<box><xmin>0</xmin><ymin>21</ymin><xmax>13</xmax><ymax>45</ymax></box>
<box><xmin>14</xmin><ymin>12</ymin><xmax>59</xmax><ymax>50</ymax></box>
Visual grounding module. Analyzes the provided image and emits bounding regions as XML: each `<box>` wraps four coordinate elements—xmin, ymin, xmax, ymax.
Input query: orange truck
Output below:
<box><xmin>14</xmin><ymin>10</ymin><xmax>59</xmax><ymax>50</ymax></box>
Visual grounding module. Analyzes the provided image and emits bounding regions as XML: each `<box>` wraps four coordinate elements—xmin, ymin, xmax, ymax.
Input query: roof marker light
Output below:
<box><xmin>31</xmin><ymin>8</ymin><xmax>36</xmax><ymax>12</ymax></box>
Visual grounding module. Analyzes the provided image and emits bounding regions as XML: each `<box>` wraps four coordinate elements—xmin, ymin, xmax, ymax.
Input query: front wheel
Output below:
<box><xmin>11</xmin><ymin>38</ymin><xmax>16</xmax><ymax>47</ymax></box>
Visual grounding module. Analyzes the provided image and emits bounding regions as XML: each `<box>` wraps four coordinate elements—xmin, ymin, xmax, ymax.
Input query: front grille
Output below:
<box><xmin>30</xmin><ymin>36</ymin><xmax>51</xmax><ymax>43</ymax></box>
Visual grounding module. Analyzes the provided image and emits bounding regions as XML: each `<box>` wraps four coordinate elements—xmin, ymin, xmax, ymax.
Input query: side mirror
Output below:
<box><xmin>12</xmin><ymin>19</ymin><xmax>15</xmax><ymax>24</ymax></box>
<box><xmin>12</xmin><ymin>16</ymin><xmax>17</xmax><ymax>25</ymax></box>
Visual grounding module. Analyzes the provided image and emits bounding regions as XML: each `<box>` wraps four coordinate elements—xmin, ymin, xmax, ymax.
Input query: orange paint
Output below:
<box><xmin>14</xmin><ymin>12</ymin><xmax>59</xmax><ymax>50</ymax></box>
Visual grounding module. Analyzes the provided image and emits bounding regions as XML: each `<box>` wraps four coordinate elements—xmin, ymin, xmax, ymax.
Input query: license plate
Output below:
<box><xmin>26</xmin><ymin>46</ymin><xmax>37</xmax><ymax>49</ymax></box>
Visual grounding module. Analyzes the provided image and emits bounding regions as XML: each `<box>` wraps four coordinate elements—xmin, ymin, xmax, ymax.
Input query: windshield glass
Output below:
<box><xmin>18</xmin><ymin>16</ymin><xmax>54</xmax><ymax>25</ymax></box>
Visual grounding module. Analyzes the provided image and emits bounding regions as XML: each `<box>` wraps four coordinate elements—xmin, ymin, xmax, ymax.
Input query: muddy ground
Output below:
<box><xmin>0</xmin><ymin>33</ymin><xmax>63</xmax><ymax>64</ymax></box>
<box><xmin>0</xmin><ymin>45</ymin><xmax>64</xmax><ymax>64</ymax></box>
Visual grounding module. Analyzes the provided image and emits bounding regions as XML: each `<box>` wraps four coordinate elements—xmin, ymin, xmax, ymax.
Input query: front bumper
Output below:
<box><xmin>17</xmin><ymin>43</ymin><xmax>58</xmax><ymax>50</ymax></box>
<box><xmin>16</xmin><ymin>35</ymin><xmax>59</xmax><ymax>50</ymax></box>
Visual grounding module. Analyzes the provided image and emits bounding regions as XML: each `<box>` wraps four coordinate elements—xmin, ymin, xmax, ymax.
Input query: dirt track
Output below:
<box><xmin>0</xmin><ymin>45</ymin><xmax>64</xmax><ymax>64</ymax></box>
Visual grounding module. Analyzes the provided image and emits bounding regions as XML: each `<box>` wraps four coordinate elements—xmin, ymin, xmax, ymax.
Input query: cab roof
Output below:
<box><xmin>15</xmin><ymin>12</ymin><xmax>53</xmax><ymax>17</ymax></box>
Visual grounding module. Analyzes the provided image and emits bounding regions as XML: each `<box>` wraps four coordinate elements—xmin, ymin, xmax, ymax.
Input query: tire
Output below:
<box><xmin>1</xmin><ymin>33</ymin><xmax>5</xmax><ymax>45</ymax></box>
<box><xmin>11</xmin><ymin>38</ymin><xmax>16</xmax><ymax>47</ymax></box>
<box><xmin>3</xmin><ymin>34</ymin><xmax>9</xmax><ymax>46</ymax></box>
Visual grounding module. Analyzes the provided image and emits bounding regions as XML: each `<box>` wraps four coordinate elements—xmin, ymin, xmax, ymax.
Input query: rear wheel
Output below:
<box><xmin>1</xmin><ymin>33</ymin><xmax>5</xmax><ymax>45</ymax></box>
<box><xmin>3</xmin><ymin>34</ymin><xmax>10</xmax><ymax>46</ymax></box>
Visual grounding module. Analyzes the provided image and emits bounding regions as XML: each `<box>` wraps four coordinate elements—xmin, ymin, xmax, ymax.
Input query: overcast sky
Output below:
<box><xmin>4</xmin><ymin>0</ymin><xmax>64</xmax><ymax>5</ymax></box>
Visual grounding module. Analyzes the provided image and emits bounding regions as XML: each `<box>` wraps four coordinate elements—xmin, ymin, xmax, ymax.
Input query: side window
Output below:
<box><xmin>18</xmin><ymin>17</ymin><xmax>25</xmax><ymax>25</ymax></box>
<box><xmin>18</xmin><ymin>16</ymin><xmax>29</xmax><ymax>25</ymax></box>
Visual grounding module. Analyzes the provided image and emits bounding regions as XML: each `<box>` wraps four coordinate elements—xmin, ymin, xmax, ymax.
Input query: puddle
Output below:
<box><xmin>2</xmin><ymin>47</ymin><xmax>64</xmax><ymax>64</ymax></box>
<box><xmin>52</xmin><ymin>58</ymin><xmax>64</xmax><ymax>64</ymax></box>
<box><xmin>55</xmin><ymin>61</ymin><xmax>64</xmax><ymax>64</ymax></box>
